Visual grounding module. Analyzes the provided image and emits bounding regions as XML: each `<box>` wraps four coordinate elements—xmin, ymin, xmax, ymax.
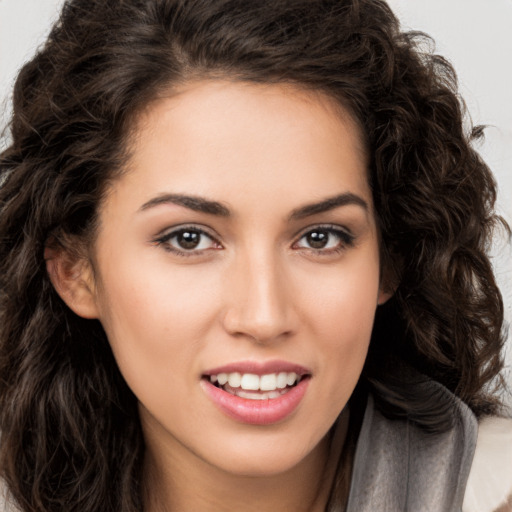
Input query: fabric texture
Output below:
<box><xmin>344</xmin><ymin>386</ymin><xmax>478</xmax><ymax>512</ymax></box>
<box><xmin>341</xmin><ymin>380</ymin><xmax>512</xmax><ymax>512</ymax></box>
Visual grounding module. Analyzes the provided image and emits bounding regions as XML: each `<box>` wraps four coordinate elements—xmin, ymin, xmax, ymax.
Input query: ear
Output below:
<box><xmin>45</xmin><ymin>244</ymin><xmax>100</xmax><ymax>319</ymax></box>
<box><xmin>377</xmin><ymin>287</ymin><xmax>393</xmax><ymax>306</ymax></box>
<box><xmin>377</xmin><ymin>252</ymin><xmax>401</xmax><ymax>306</ymax></box>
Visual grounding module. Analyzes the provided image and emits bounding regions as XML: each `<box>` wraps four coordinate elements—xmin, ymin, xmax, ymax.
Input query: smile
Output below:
<box><xmin>209</xmin><ymin>372</ymin><xmax>302</xmax><ymax>400</ymax></box>
<box><xmin>201</xmin><ymin>362</ymin><xmax>311</xmax><ymax>425</ymax></box>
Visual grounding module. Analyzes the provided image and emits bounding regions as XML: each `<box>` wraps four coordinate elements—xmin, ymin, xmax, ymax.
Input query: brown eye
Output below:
<box><xmin>155</xmin><ymin>226</ymin><xmax>220</xmax><ymax>254</ymax></box>
<box><xmin>176</xmin><ymin>230</ymin><xmax>202</xmax><ymax>249</ymax></box>
<box><xmin>305</xmin><ymin>230</ymin><xmax>330</xmax><ymax>249</ymax></box>
<box><xmin>295</xmin><ymin>226</ymin><xmax>355</xmax><ymax>252</ymax></box>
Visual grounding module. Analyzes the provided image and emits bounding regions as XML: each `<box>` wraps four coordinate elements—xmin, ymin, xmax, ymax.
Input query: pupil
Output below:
<box><xmin>177</xmin><ymin>231</ymin><xmax>200</xmax><ymax>249</ymax></box>
<box><xmin>307</xmin><ymin>230</ymin><xmax>328</xmax><ymax>249</ymax></box>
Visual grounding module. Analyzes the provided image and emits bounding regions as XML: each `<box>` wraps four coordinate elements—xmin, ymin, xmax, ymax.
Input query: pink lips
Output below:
<box><xmin>201</xmin><ymin>360</ymin><xmax>311</xmax><ymax>425</ymax></box>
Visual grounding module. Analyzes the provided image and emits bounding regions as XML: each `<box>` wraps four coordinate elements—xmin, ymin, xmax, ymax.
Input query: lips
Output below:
<box><xmin>201</xmin><ymin>361</ymin><xmax>311</xmax><ymax>425</ymax></box>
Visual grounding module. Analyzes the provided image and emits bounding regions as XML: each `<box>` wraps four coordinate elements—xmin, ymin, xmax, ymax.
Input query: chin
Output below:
<box><xmin>201</xmin><ymin>429</ymin><xmax>328</xmax><ymax>478</ymax></box>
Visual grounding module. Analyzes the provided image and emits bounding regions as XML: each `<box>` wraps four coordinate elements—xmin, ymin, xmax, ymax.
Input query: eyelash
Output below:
<box><xmin>153</xmin><ymin>225</ymin><xmax>221</xmax><ymax>257</ymax></box>
<box><xmin>152</xmin><ymin>224</ymin><xmax>355</xmax><ymax>258</ymax></box>
<box><xmin>293</xmin><ymin>224</ymin><xmax>356</xmax><ymax>256</ymax></box>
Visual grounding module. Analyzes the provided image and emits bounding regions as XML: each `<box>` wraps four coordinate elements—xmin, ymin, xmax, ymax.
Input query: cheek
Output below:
<box><xmin>94</xmin><ymin>258</ymin><xmax>223</xmax><ymax>388</ymax></box>
<box><xmin>301</xmin><ymin>249</ymin><xmax>381</xmax><ymax>337</ymax></box>
<box><xmin>299</xmin><ymin>254</ymin><xmax>380</xmax><ymax>391</ymax></box>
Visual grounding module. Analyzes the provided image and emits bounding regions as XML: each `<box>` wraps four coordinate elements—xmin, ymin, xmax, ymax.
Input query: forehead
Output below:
<box><xmin>110</xmin><ymin>80</ymin><xmax>371</xmax><ymax>217</ymax></box>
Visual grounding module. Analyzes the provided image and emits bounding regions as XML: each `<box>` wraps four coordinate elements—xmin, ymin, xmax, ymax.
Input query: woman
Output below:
<box><xmin>0</xmin><ymin>0</ymin><xmax>510</xmax><ymax>511</ymax></box>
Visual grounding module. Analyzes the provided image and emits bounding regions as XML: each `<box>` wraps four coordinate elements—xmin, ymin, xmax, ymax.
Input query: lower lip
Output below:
<box><xmin>201</xmin><ymin>378</ymin><xmax>309</xmax><ymax>425</ymax></box>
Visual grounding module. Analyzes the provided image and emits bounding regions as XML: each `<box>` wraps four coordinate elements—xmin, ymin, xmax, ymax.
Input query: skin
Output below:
<box><xmin>49</xmin><ymin>80</ymin><xmax>390</xmax><ymax>511</ymax></box>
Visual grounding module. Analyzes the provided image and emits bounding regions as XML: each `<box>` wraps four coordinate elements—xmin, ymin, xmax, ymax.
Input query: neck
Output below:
<box><xmin>143</xmin><ymin>412</ymin><xmax>349</xmax><ymax>512</ymax></box>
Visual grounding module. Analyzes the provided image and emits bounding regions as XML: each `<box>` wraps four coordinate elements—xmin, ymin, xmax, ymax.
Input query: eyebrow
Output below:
<box><xmin>139</xmin><ymin>191</ymin><xmax>368</xmax><ymax>219</ymax></box>
<box><xmin>289</xmin><ymin>192</ymin><xmax>368</xmax><ymax>220</ymax></box>
<box><xmin>139</xmin><ymin>193</ymin><xmax>230</xmax><ymax>216</ymax></box>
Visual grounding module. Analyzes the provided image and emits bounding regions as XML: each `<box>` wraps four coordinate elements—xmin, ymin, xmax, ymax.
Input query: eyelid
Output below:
<box><xmin>293</xmin><ymin>223</ymin><xmax>354</xmax><ymax>240</ymax></box>
<box><xmin>151</xmin><ymin>223</ymin><xmax>355</xmax><ymax>257</ymax></box>
<box><xmin>152</xmin><ymin>224</ymin><xmax>223</xmax><ymax>255</ymax></box>
<box><xmin>154</xmin><ymin>223</ymin><xmax>219</xmax><ymax>240</ymax></box>
<box><xmin>292</xmin><ymin>223</ymin><xmax>356</xmax><ymax>251</ymax></box>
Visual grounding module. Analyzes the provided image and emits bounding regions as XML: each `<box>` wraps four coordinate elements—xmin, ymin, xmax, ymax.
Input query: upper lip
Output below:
<box><xmin>202</xmin><ymin>360</ymin><xmax>311</xmax><ymax>377</ymax></box>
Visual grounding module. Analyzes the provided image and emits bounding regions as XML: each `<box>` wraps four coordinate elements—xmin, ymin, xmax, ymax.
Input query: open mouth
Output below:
<box><xmin>203</xmin><ymin>372</ymin><xmax>306</xmax><ymax>400</ymax></box>
<box><xmin>201</xmin><ymin>366</ymin><xmax>311</xmax><ymax>424</ymax></box>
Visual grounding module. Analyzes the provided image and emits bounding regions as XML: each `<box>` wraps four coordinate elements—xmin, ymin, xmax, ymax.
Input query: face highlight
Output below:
<box><xmin>83</xmin><ymin>81</ymin><xmax>387</xmax><ymax>481</ymax></box>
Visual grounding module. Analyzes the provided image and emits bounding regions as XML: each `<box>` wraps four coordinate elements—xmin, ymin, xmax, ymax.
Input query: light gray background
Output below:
<box><xmin>1</xmin><ymin>0</ymin><xmax>511</xmax><ymax>408</ymax></box>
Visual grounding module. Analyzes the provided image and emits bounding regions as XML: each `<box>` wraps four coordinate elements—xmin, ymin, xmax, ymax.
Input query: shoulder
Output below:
<box><xmin>463</xmin><ymin>416</ymin><xmax>512</xmax><ymax>512</ymax></box>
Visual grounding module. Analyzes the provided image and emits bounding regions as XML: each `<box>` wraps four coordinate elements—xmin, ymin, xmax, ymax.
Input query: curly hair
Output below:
<box><xmin>0</xmin><ymin>0</ymin><xmax>508</xmax><ymax>510</ymax></box>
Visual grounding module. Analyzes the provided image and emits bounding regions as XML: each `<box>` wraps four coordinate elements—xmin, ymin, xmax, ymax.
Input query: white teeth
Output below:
<box><xmin>241</xmin><ymin>373</ymin><xmax>260</xmax><ymax>390</ymax></box>
<box><xmin>260</xmin><ymin>374</ymin><xmax>277</xmax><ymax>391</ymax></box>
<box><xmin>236</xmin><ymin>389</ymin><xmax>268</xmax><ymax>400</ymax></box>
<box><xmin>276</xmin><ymin>372</ymin><xmax>288</xmax><ymax>389</ymax></box>
<box><xmin>287</xmin><ymin>373</ymin><xmax>297</xmax><ymax>386</ymax></box>
<box><xmin>227</xmin><ymin>372</ymin><xmax>241</xmax><ymax>388</ymax></box>
<box><xmin>209</xmin><ymin>371</ymin><xmax>301</xmax><ymax>392</ymax></box>
<box><xmin>228</xmin><ymin>388</ymin><xmax>287</xmax><ymax>400</ymax></box>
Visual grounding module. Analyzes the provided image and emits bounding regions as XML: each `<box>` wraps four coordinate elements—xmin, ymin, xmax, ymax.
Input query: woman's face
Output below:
<box><xmin>84</xmin><ymin>81</ymin><xmax>388</xmax><ymax>476</ymax></box>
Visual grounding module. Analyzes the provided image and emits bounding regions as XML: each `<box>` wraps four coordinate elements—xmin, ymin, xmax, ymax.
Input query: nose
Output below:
<box><xmin>221</xmin><ymin>248</ymin><xmax>296</xmax><ymax>344</ymax></box>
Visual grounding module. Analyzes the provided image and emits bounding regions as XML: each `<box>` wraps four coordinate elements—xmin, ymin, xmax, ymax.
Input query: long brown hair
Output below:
<box><xmin>0</xmin><ymin>0</ymin><xmax>508</xmax><ymax>510</ymax></box>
